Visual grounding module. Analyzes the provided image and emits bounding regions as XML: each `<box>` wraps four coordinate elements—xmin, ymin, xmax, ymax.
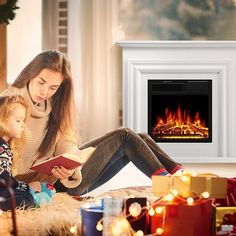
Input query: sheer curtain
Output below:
<box><xmin>68</xmin><ymin>0</ymin><xmax>122</xmax><ymax>143</ymax></box>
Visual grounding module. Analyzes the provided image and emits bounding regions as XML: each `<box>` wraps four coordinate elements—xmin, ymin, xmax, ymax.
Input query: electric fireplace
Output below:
<box><xmin>148</xmin><ymin>80</ymin><xmax>212</xmax><ymax>143</ymax></box>
<box><xmin>117</xmin><ymin>41</ymin><xmax>236</xmax><ymax>161</ymax></box>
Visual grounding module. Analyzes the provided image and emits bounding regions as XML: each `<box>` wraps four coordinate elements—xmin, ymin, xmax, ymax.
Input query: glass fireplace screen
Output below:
<box><xmin>148</xmin><ymin>80</ymin><xmax>212</xmax><ymax>143</ymax></box>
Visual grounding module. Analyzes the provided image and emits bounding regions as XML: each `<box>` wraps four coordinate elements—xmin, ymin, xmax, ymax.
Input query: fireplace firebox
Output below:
<box><xmin>148</xmin><ymin>80</ymin><xmax>212</xmax><ymax>143</ymax></box>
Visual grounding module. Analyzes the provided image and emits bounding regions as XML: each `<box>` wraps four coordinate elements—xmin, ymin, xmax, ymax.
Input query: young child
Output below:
<box><xmin>0</xmin><ymin>95</ymin><xmax>35</xmax><ymax>211</ymax></box>
<box><xmin>0</xmin><ymin>95</ymin><xmax>55</xmax><ymax>211</ymax></box>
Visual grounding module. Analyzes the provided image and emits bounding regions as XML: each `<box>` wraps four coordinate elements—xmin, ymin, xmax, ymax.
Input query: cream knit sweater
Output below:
<box><xmin>0</xmin><ymin>86</ymin><xmax>82</xmax><ymax>188</ymax></box>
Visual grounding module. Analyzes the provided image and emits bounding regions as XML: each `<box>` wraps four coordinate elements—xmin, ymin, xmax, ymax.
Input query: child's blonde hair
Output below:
<box><xmin>0</xmin><ymin>95</ymin><xmax>28</xmax><ymax>175</ymax></box>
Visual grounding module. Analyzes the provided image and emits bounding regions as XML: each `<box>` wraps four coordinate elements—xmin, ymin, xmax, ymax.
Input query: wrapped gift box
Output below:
<box><xmin>215</xmin><ymin>178</ymin><xmax>236</xmax><ymax>207</ymax></box>
<box><xmin>152</xmin><ymin>175</ymin><xmax>227</xmax><ymax>198</ymax></box>
<box><xmin>81</xmin><ymin>198</ymin><xmax>150</xmax><ymax>236</ymax></box>
<box><xmin>125</xmin><ymin>197</ymin><xmax>150</xmax><ymax>234</ymax></box>
<box><xmin>151</xmin><ymin>199</ymin><xmax>214</xmax><ymax>236</ymax></box>
<box><xmin>216</xmin><ymin>207</ymin><xmax>236</xmax><ymax>235</ymax></box>
<box><xmin>81</xmin><ymin>206</ymin><xmax>103</xmax><ymax>236</ymax></box>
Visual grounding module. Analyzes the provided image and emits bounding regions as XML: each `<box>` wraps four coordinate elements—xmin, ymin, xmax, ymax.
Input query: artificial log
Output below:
<box><xmin>152</xmin><ymin>122</ymin><xmax>209</xmax><ymax>138</ymax></box>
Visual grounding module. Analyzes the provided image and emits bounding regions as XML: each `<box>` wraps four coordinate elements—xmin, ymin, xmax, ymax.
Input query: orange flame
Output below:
<box><xmin>157</xmin><ymin>104</ymin><xmax>206</xmax><ymax>127</ymax></box>
<box><xmin>152</xmin><ymin>104</ymin><xmax>209</xmax><ymax>139</ymax></box>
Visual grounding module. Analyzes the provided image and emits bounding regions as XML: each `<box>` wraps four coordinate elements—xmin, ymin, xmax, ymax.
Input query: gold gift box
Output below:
<box><xmin>152</xmin><ymin>175</ymin><xmax>227</xmax><ymax>198</ymax></box>
<box><xmin>216</xmin><ymin>207</ymin><xmax>236</xmax><ymax>228</ymax></box>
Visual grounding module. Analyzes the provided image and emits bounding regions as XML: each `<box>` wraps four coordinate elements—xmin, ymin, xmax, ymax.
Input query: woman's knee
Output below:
<box><xmin>138</xmin><ymin>132</ymin><xmax>149</xmax><ymax>140</ymax></box>
<box><xmin>116</xmin><ymin>127</ymin><xmax>135</xmax><ymax>135</ymax></box>
<box><xmin>105</xmin><ymin>127</ymin><xmax>130</xmax><ymax>137</ymax></box>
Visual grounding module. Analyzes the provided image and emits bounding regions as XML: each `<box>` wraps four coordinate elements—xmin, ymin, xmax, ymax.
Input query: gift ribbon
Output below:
<box><xmin>206</xmin><ymin>177</ymin><xmax>212</xmax><ymax>194</ymax></box>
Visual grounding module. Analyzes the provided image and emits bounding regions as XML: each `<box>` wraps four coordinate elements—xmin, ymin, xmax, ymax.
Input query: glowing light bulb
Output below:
<box><xmin>156</xmin><ymin>227</ymin><xmax>164</xmax><ymax>235</ymax></box>
<box><xmin>83</xmin><ymin>203</ymin><xmax>91</xmax><ymax>208</ymax></box>
<box><xmin>136</xmin><ymin>230</ymin><xmax>144</xmax><ymax>236</ymax></box>
<box><xmin>111</xmin><ymin>218</ymin><xmax>130</xmax><ymax>235</ymax></box>
<box><xmin>190</xmin><ymin>171</ymin><xmax>197</xmax><ymax>176</ymax></box>
<box><xmin>129</xmin><ymin>202</ymin><xmax>142</xmax><ymax>217</ymax></box>
<box><xmin>155</xmin><ymin>206</ymin><xmax>163</xmax><ymax>214</ymax></box>
<box><xmin>171</xmin><ymin>189</ymin><xmax>179</xmax><ymax>196</ymax></box>
<box><xmin>164</xmin><ymin>193</ymin><xmax>174</xmax><ymax>202</ymax></box>
<box><xmin>183</xmin><ymin>170</ymin><xmax>193</xmax><ymax>176</ymax></box>
<box><xmin>181</xmin><ymin>175</ymin><xmax>188</xmax><ymax>182</ymax></box>
<box><xmin>187</xmin><ymin>197</ymin><xmax>194</xmax><ymax>205</ymax></box>
<box><xmin>112</xmin><ymin>225</ymin><xmax>121</xmax><ymax>235</ymax></box>
<box><xmin>201</xmin><ymin>191</ymin><xmax>210</xmax><ymax>198</ymax></box>
<box><xmin>96</xmin><ymin>222</ymin><xmax>103</xmax><ymax>231</ymax></box>
<box><xmin>69</xmin><ymin>225</ymin><xmax>77</xmax><ymax>234</ymax></box>
<box><xmin>175</xmin><ymin>170</ymin><xmax>183</xmax><ymax>176</ymax></box>
<box><xmin>148</xmin><ymin>207</ymin><xmax>155</xmax><ymax>216</ymax></box>
<box><xmin>95</xmin><ymin>198</ymin><xmax>101</xmax><ymax>205</ymax></box>
<box><xmin>120</xmin><ymin>218</ymin><xmax>130</xmax><ymax>229</ymax></box>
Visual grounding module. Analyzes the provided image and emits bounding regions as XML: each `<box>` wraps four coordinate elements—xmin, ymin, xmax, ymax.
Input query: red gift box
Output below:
<box><xmin>151</xmin><ymin>199</ymin><xmax>214</xmax><ymax>236</ymax></box>
<box><xmin>215</xmin><ymin>178</ymin><xmax>236</xmax><ymax>206</ymax></box>
<box><xmin>216</xmin><ymin>207</ymin><xmax>236</xmax><ymax>236</ymax></box>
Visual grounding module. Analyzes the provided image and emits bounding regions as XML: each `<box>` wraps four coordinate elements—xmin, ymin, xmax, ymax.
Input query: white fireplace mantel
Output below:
<box><xmin>117</xmin><ymin>41</ymin><xmax>236</xmax><ymax>163</ymax></box>
<box><xmin>117</xmin><ymin>40</ymin><xmax>236</xmax><ymax>48</ymax></box>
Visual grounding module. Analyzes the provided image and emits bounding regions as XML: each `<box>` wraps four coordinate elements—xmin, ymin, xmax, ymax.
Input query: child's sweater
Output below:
<box><xmin>0</xmin><ymin>138</ymin><xmax>29</xmax><ymax>192</ymax></box>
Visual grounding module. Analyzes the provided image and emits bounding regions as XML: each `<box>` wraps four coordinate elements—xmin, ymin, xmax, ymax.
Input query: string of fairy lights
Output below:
<box><xmin>81</xmin><ymin>172</ymin><xmax>212</xmax><ymax>236</ymax></box>
<box><xmin>94</xmin><ymin>194</ymin><xmax>210</xmax><ymax>236</ymax></box>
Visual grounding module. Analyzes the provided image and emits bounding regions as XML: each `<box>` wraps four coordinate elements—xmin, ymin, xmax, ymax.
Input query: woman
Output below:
<box><xmin>1</xmin><ymin>51</ymin><xmax>182</xmax><ymax>196</ymax></box>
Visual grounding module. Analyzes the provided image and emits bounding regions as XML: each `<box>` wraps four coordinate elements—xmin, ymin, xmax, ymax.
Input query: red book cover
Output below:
<box><xmin>30</xmin><ymin>147</ymin><xmax>96</xmax><ymax>176</ymax></box>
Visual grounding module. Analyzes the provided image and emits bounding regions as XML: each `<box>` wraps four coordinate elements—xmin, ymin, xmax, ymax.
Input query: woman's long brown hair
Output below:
<box><xmin>12</xmin><ymin>51</ymin><xmax>75</xmax><ymax>158</ymax></box>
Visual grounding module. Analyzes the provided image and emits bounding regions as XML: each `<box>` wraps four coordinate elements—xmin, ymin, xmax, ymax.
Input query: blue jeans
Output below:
<box><xmin>54</xmin><ymin>128</ymin><xmax>180</xmax><ymax>195</ymax></box>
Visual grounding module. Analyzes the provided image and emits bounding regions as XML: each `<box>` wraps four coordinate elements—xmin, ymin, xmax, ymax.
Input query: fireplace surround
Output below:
<box><xmin>117</xmin><ymin>41</ymin><xmax>236</xmax><ymax>163</ymax></box>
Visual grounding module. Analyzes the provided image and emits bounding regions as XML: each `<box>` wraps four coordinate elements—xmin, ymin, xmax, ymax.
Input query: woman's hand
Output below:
<box><xmin>51</xmin><ymin>166</ymin><xmax>75</xmax><ymax>180</ymax></box>
<box><xmin>29</xmin><ymin>181</ymin><xmax>41</xmax><ymax>192</ymax></box>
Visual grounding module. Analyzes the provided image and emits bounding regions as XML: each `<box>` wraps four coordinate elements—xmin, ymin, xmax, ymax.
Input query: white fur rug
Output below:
<box><xmin>0</xmin><ymin>186</ymin><xmax>153</xmax><ymax>236</ymax></box>
<box><xmin>0</xmin><ymin>193</ymin><xmax>85</xmax><ymax>236</ymax></box>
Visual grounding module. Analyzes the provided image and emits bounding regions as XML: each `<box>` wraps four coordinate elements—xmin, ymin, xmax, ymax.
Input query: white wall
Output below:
<box><xmin>7</xmin><ymin>0</ymin><xmax>42</xmax><ymax>84</ymax></box>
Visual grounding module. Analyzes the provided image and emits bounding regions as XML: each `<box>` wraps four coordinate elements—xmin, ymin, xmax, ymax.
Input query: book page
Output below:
<box><xmin>63</xmin><ymin>146</ymin><xmax>96</xmax><ymax>163</ymax></box>
<box><xmin>32</xmin><ymin>147</ymin><xmax>96</xmax><ymax>167</ymax></box>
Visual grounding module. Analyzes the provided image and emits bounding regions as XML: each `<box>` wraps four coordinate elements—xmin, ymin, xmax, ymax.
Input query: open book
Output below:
<box><xmin>30</xmin><ymin>146</ymin><xmax>96</xmax><ymax>176</ymax></box>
